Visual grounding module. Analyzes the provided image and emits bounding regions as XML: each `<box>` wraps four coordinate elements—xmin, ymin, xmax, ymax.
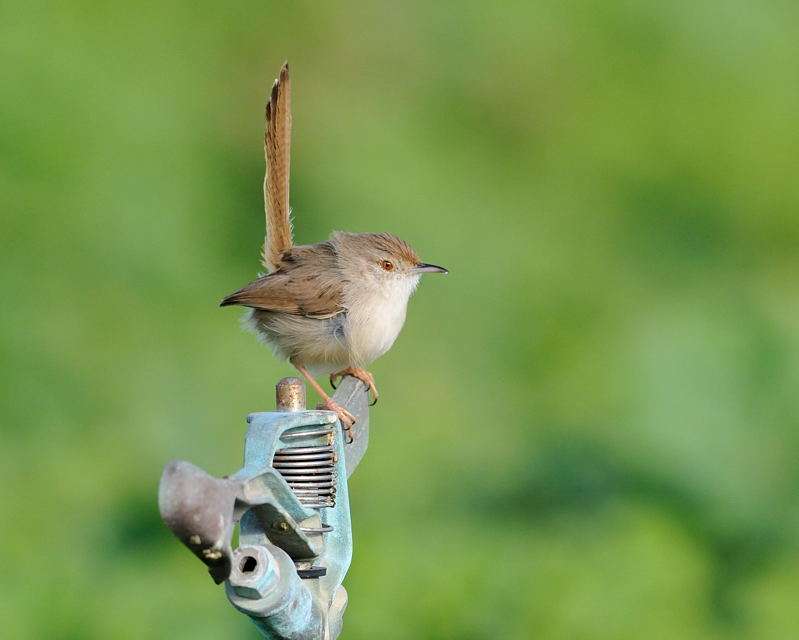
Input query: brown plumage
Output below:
<box><xmin>262</xmin><ymin>61</ymin><xmax>293</xmax><ymax>273</ymax></box>
<box><xmin>221</xmin><ymin>64</ymin><xmax>448</xmax><ymax>440</ymax></box>
<box><xmin>221</xmin><ymin>243</ymin><xmax>345</xmax><ymax>318</ymax></box>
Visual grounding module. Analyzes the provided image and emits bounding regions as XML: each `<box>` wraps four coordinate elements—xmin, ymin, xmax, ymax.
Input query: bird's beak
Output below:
<box><xmin>415</xmin><ymin>262</ymin><xmax>448</xmax><ymax>274</ymax></box>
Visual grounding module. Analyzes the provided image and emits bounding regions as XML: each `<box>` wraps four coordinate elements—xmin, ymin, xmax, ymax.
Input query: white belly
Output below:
<box><xmin>344</xmin><ymin>277</ymin><xmax>418</xmax><ymax>367</ymax></box>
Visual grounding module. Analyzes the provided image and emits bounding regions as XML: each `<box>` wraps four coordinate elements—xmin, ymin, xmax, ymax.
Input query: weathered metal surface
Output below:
<box><xmin>158</xmin><ymin>455</ymin><xmax>322</xmax><ymax>584</ymax></box>
<box><xmin>276</xmin><ymin>377</ymin><xmax>306</xmax><ymax>412</ymax></box>
<box><xmin>158</xmin><ymin>461</ymin><xmax>242</xmax><ymax>584</ymax></box>
<box><xmin>226</xmin><ymin>544</ymin><xmax>325</xmax><ymax>640</ymax></box>
<box><xmin>158</xmin><ymin>375</ymin><xmax>370</xmax><ymax>639</ymax></box>
<box><xmin>229</xmin><ymin>545</ymin><xmax>280</xmax><ymax>600</ymax></box>
<box><xmin>330</xmin><ymin>377</ymin><xmax>370</xmax><ymax>477</ymax></box>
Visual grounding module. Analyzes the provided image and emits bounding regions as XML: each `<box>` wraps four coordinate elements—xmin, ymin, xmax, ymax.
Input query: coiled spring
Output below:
<box><xmin>272</xmin><ymin>426</ymin><xmax>337</xmax><ymax>509</ymax></box>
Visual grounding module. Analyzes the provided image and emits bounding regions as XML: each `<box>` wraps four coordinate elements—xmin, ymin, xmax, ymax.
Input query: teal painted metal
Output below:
<box><xmin>158</xmin><ymin>376</ymin><xmax>369</xmax><ymax>639</ymax></box>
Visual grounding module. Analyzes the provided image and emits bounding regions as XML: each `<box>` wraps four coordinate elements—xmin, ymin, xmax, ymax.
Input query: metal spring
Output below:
<box><xmin>272</xmin><ymin>427</ymin><xmax>336</xmax><ymax>509</ymax></box>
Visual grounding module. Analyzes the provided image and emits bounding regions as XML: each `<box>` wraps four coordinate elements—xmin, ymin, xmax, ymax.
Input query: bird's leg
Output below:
<box><xmin>329</xmin><ymin>366</ymin><xmax>379</xmax><ymax>406</ymax></box>
<box><xmin>291</xmin><ymin>358</ymin><xmax>356</xmax><ymax>443</ymax></box>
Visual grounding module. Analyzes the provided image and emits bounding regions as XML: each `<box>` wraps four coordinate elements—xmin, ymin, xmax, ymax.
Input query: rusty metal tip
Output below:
<box><xmin>276</xmin><ymin>377</ymin><xmax>306</xmax><ymax>412</ymax></box>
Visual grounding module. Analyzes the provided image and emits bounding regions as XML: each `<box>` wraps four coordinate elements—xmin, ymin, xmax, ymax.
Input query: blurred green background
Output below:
<box><xmin>3</xmin><ymin>1</ymin><xmax>799</xmax><ymax>638</ymax></box>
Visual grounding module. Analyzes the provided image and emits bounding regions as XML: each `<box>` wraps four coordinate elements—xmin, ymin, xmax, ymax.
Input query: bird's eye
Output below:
<box><xmin>381</xmin><ymin>260</ymin><xmax>395</xmax><ymax>271</ymax></box>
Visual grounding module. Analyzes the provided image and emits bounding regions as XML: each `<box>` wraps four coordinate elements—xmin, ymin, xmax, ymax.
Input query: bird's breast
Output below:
<box><xmin>344</xmin><ymin>284</ymin><xmax>414</xmax><ymax>367</ymax></box>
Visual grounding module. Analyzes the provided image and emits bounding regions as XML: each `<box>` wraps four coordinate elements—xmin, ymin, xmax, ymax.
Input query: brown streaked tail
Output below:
<box><xmin>262</xmin><ymin>61</ymin><xmax>293</xmax><ymax>272</ymax></box>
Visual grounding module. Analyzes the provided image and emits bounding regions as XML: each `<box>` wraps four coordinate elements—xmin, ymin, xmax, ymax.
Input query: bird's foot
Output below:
<box><xmin>316</xmin><ymin>398</ymin><xmax>356</xmax><ymax>443</ymax></box>
<box><xmin>330</xmin><ymin>367</ymin><xmax>379</xmax><ymax>406</ymax></box>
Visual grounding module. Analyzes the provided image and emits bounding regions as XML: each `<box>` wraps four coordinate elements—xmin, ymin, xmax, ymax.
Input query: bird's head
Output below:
<box><xmin>331</xmin><ymin>231</ymin><xmax>447</xmax><ymax>295</ymax></box>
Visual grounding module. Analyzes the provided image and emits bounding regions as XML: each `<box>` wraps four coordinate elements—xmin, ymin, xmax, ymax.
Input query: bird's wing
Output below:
<box><xmin>220</xmin><ymin>243</ymin><xmax>346</xmax><ymax>319</ymax></box>
<box><xmin>262</xmin><ymin>61</ymin><xmax>293</xmax><ymax>272</ymax></box>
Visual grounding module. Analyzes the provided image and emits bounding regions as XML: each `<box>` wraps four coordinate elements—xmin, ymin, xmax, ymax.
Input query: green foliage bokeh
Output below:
<box><xmin>2</xmin><ymin>1</ymin><xmax>799</xmax><ymax>638</ymax></box>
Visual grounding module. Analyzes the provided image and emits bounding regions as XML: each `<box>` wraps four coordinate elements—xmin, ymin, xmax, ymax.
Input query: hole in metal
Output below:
<box><xmin>240</xmin><ymin>556</ymin><xmax>258</xmax><ymax>573</ymax></box>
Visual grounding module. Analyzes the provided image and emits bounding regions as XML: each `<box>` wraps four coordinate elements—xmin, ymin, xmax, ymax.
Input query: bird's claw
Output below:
<box><xmin>317</xmin><ymin>399</ymin><xmax>356</xmax><ymax>444</ymax></box>
<box><xmin>330</xmin><ymin>367</ymin><xmax>379</xmax><ymax>406</ymax></box>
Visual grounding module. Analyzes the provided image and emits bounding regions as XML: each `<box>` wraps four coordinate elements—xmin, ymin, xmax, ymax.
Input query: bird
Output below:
<box><xmin>220</xmin><ymin>62</ymin><xmax>447</xmax><ymax>439</ymax></box>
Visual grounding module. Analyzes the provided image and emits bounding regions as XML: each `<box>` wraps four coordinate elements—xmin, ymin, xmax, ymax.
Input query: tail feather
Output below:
<box><xmin>262</xmin><ymin>61</ymin><xmax>293</xmax><ymax>272</ymax></box>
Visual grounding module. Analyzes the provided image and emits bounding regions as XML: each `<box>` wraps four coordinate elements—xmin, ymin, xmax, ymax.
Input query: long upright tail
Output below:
<box><xmin>262</xmin><ymin>62</ymin><xmax>293</xmax><ymax>272</ymax></box>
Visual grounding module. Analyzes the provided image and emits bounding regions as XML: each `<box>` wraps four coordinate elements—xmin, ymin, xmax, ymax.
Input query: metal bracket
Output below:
<box><xmin>158</xmin><ymin>376</ymin><xmax>369</xmax><ymax>639</ymax></box>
